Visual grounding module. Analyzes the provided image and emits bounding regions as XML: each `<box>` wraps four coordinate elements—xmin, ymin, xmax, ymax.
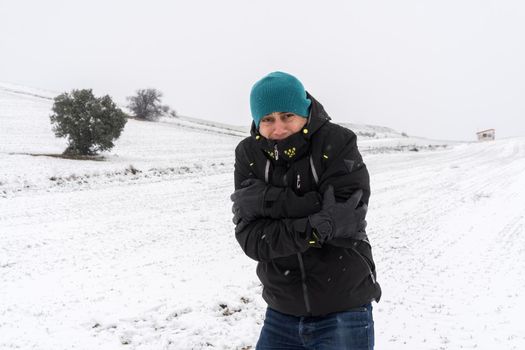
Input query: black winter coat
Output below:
<box><xmin>233</xmin><ymin>93</ymin><xmax>381</xmax><ymax>316</ymax></box>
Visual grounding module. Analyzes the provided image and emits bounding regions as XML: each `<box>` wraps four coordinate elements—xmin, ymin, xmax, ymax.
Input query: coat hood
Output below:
<box><xmin>248</xmin><ymin>92</ymin><xmax>331</xmax><ymax>163</ymax></box>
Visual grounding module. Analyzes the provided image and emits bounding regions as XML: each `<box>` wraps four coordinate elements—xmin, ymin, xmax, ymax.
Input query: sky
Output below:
<box><xmin>1</xmin><ymin>0</ymin><xmax>524</xmax><ymax>141</ymax></box>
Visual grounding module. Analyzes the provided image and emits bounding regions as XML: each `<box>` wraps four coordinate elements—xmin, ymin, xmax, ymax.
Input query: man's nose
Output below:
<box><xmin>273</xmin><ymin>119</ymin><xmax>287</xmax><ymax>135</ymax></box>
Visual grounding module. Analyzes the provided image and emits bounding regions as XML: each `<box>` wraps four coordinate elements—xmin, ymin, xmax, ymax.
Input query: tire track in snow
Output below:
<box><xmin>371</xmin><ymin>138</ymin><xmax>525</xmax><ymax>349</ymax></box>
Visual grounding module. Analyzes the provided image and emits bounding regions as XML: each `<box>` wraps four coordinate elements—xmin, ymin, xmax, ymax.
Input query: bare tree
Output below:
<box><xmin>127</xmin><ymin>89</ymin><xmax>168</xmax><ymax>121</ymax></box>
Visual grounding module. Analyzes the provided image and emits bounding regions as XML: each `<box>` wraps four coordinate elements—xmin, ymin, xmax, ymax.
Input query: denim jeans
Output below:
<box><xmin>256</xmin><ymin>304</ymin><xmax>374</xmax><ymax>350</ymax></box>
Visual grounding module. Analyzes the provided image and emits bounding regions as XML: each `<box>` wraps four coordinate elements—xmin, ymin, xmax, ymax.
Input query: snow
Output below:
<box><xmin>1</xmin><ymin>82</ymin><xmax>524</xmax><ymax>349</ymax></box>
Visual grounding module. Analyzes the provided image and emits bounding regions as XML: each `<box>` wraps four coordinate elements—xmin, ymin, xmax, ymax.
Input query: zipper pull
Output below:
<box><xmin>274</xmin><ymin>144</ymin><xmax>279</xmax><ymax>160</ymax></box>
<box><xmin>296</xmin><ymin>174</ymin><xmax>301</xmax><ymax>189</ymax></box>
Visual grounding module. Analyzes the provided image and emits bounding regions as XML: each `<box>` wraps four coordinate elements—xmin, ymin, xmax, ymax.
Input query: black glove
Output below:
<box><xmin>232</xmin><ymin>202</ymin><xmax>242</xmax><ymax>225</ymax></box>
<box><xmin>308</xmin><ymin>186</ymin><xmax>368</xmax><ymax>243</ymax></box>
<box><xmin>230</xmin><ymin>179</ymin><xmax>268</xmax><ymax>221</ymax></box>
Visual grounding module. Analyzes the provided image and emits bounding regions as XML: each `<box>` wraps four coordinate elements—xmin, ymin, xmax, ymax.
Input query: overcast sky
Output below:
<box><xmin>1</xmin><ymin>0</ymin><xmax>524</xmax><ymax>141</ymax></box>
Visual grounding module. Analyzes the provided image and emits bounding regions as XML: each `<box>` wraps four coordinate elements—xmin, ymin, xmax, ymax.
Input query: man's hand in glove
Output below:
<box><xmin>308</xmin><ymin>186</ymin><xmax>367</xmax><ymax>243</ymax></box>
<box><xmin>230</xmin><ymin>179</ymin><xmax>268</xmax><ymax>222</ymax></box>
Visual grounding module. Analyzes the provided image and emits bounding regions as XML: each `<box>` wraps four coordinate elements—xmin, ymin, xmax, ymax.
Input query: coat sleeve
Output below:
<box><xmin>317</xmin><ymin>128</ymin><xmax>370</xmax><ymax>205</ymax></box>
<box><xmin>233</xmin><ymin>141</ymin><xmax>320</xmax><ymax>262</ymax></box>
<box><xmin>264</xmin><ymin>187</ymin><xmax>321</xmax><ymax>218</ymax></box>
<box><xmin>313</xmin><ymin>128</ymin><xmax>371</xmax><ymax>248</ymax></box>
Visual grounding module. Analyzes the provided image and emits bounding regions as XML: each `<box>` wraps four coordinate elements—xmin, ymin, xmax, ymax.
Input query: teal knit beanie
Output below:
<box><xmin>250</xmin><ymin>71</ymin><xmax>311</xmax><ymax>127</ymax></box>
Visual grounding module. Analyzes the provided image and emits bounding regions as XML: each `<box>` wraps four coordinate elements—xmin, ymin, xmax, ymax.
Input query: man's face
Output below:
<box><xmin>258</xmin><ymin>112</ymin><xmax>308</xmax><ymax>140</ymax></box>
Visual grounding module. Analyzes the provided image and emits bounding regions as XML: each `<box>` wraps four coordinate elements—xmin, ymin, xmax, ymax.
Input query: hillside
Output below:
<box><xmin>0</xmin><ymin>82</ymin><xmax>456</xmax><ymax>198</ymax></box>
<box><xmin>1</xmin><ymin>82</ymin><xmax>524</xmax><ymax>349</ymax></box>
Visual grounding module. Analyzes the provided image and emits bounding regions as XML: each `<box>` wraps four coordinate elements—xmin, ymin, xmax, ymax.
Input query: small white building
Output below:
<box><xmin>476</xmin><ymin>129</ymin><xmax>495</xmax><ymax>141</ymax></box>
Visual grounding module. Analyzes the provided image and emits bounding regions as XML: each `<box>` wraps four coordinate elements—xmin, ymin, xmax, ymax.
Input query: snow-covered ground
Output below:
<box><xmin>1</xmin><ymin>83</ymin><xmax>524</xmax><ymax>349</ymax></box>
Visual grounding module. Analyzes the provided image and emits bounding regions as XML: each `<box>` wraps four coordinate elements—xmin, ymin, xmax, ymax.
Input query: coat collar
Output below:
<box><xmin>249</xmin><ymin>92</ymin><xmax>331</xmax><ymax>163</ymax></box>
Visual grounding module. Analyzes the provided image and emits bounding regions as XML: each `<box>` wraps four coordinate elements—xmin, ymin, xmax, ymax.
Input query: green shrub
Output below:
<box><xmin>50</xmin><ymin>89</ymin><xmax>127</xmax><ymax>155</ymax></box>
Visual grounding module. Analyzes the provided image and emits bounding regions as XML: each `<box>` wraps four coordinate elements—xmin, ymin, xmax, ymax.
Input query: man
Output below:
<box><xmin>231</xmin><ymin>71</ymin><xmax>381</xmax><ymax>349</ymax></box>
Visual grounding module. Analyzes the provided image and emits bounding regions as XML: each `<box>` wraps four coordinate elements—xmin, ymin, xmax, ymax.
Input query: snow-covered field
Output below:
<box><xmin>1</xmin><ymin>83</ymin><xmax>524</xmax><ymax>349</ymax></box>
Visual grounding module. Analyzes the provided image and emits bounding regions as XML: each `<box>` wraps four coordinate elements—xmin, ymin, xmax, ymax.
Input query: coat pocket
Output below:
<box><xmin>344</xmin><ymin>242</ymin><xmax>377</xmax><ymax>285</ymax></box>
<box><xmin>353</xmin><ymin>240</ymin><xmax>376</xmax><ymax>273</ymax></box>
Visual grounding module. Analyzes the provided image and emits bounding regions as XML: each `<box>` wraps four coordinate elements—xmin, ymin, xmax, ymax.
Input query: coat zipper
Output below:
<box><xmin>350</xmin><ymin>246</ymin><xmax>376</xmax><ymax>284</ymax></box>
<box><xmin>274</xmin><ymin>144</ymin><xmax>279</xmax><ymax>160</ymax></box>
<box><xmin>296</xmin><ymin>253</ymin><xmax>312</xmax><ymax>314</ymax></box>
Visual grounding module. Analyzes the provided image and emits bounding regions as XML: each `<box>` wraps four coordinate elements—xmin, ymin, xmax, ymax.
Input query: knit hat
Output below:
<box><xmin>250</xmin><ymin>71</ymin><xmax>311</xmax><ymax>127</ymax></box>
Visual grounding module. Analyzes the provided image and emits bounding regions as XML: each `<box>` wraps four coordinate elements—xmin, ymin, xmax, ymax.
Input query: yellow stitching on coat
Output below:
<box><xmin>283</xmin><ymin>147</ymin><xmax>296</xmax><ymax>158</ymax></box>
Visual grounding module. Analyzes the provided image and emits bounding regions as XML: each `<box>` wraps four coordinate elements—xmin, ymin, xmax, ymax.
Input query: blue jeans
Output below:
<box><xmin>256</xmin><ymin>304</ymin><xmax>374</xmax><ymax>350</ymax></box>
